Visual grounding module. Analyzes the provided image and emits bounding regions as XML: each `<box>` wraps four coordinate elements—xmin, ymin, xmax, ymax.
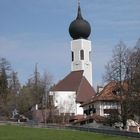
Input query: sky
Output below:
<box><xmin>0</xmin><ymin>0</ymin><xmax>140</xmax><ymax>88</ymax></box>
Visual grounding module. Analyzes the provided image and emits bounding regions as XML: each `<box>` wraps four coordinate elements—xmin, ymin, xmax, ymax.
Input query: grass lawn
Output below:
<box><xmin>0</xmin><ymin>125</ymin><xmax>137</xmax><ymax>140</ymax></box>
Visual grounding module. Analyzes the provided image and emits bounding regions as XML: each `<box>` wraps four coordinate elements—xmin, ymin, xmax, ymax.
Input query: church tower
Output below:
<box><xmin>50</xmin><ymin>1</ymin><xmax>96</xmax><ymax>116</ymax></box>
<box><xmin>69</xmin><ymin>2</ymin><xmax>93</xmax><ymax>85</ymax></box>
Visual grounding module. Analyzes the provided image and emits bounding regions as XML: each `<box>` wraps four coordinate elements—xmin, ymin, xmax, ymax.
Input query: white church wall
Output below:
<box><xmin>52</xmin><ymin>91</ymin><xmax>77</xmax><ymax>115</ymax></box>
<box><xmin>76</xmin><ymin>103</ymin><xmax>83</xmax><ymax>115</ymax></box>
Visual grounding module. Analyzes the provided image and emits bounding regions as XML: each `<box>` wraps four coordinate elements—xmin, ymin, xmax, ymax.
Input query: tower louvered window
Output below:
<box><xmin>80</xmin><ymin>50</ymin><xmax>84</xmax><ymax>60</ymax></box>
<box><xmin>72</xmin><ymin>51</ymin><xmax>74</xmax><ymax>61</ymax></box>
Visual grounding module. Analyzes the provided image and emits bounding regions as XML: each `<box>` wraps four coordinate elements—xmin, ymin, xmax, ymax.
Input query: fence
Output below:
<box><xmin>68</xmin><ymin>126</ymin><xmax>140</xmax><ymax>138</ymax></box>
<box><xmin>0</xmin><ymin>121</ymin><xmax>140</xmax><ymax>138</ymax></box>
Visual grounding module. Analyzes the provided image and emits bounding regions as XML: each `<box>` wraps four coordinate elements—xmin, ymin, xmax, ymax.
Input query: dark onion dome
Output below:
<box><xmin>69</xmin><ymin>4</ymin><xmax>91</xmax><ymax>40</ymax></box>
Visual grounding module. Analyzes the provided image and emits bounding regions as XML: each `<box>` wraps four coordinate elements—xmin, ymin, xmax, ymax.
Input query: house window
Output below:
<box><xmin>72</xmin><ymin>51</ymin><xmax>74</xmax><ymax>61</ymax></box>
<box><xmin>80</xmin><ymin>121</ymin><xmax>86</xmax><ymax>125</ymax></box>
<box><xmin>80</xmin><ymin>50</ymin><xmax>84</xmax><ymax>60</ymax></box>
<box><xmin>92</xmin><ymin>108</ymin><xmax>96</xmax><ymax>113</ymax></box>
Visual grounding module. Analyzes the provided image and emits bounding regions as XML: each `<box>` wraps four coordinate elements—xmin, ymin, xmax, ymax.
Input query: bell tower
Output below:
<box><xmin>69</xmin><ymin>1</ymin><xmax>93</xmax><ymax>85</ymax></box>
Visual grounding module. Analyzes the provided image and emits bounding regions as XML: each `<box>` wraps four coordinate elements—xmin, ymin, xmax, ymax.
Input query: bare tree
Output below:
<box><xmin>17</xmin><ymin>64</ymin><xmax>53</xmax><ymax>121</ymax></box>
<box><xmin>6</xmin><ymin>71</ymin><xmax>21</xmax><ymax>117</ymax></box>
<box><xmin>127</xmin><ymin>42</ymin><xmax>140</xmax><ymax>121</ymax></box>
<box><xmin>104</xmin><ymin>41</ymin><xmax>128</xmax><ymax>82</ymax></box>
<box><xmin>103</xmin><ymin>41</ymin><xmax>130</xmax><ymax>128</ymax></box>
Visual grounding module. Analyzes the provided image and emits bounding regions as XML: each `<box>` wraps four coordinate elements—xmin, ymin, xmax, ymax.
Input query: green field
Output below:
<box><xmin>0</xmin><ymin>125</ymin><xmax>137</xmax><ymax>140</ymax></box>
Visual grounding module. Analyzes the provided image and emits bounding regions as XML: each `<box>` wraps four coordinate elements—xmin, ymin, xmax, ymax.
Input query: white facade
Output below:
<box><xmin>71</xmin><ymin>39</ymin><xmax>93</xmax><ymax>85</ymax></box>
<box><xmin>100</xmin><ymin>101</ymin><xmax>121</xmax><ymax>116</ymax></box>
<box><xmin>51</xmin><ymin>91</ymin><xmax>83</xmax><ymax>115</ymax></box>
<box><xmin>76</xmin><ymin>103</ymin><xmax>83</xmax><ymax>115</ymax></box>
<box><xmin>83</xmin><ymin>101</ymin><xmax>121</xmax><ymax>117</ymax></box>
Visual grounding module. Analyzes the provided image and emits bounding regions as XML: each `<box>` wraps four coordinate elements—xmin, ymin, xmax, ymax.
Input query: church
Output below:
<box><xmin>33</xmin><ymin>2</ymin><xmax>140</xmax><ymax>132</ymax></box>
<box><xmin>49</xmin><ymin>2</ymin><xmax>127</xmax><ymax>125</ymax></box>
<box><xmin>50</xmin><ymin>2</ymin><xmax>96</xmax><ymax>115</ymax></box>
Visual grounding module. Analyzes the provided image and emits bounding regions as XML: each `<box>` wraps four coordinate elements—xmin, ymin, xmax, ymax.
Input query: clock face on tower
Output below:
<box><xmin>74</xmin><ymin>63</ymin><xmax>80</xmax><ymax>70</ymax></box>
<box><xmin>85</xmin><ymin>63</ymin><xmax>89</xmax><ymax>66</ymax></box>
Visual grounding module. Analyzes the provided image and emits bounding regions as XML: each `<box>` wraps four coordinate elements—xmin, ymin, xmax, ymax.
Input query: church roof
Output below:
<box><xmin>51</xmin><ymin>70</ymin><xmax>84</xmax><ymax>91</ymax></box>
<box><xmin>76</xmin><ymin>77</ymin><xmax>95</xmax><ymax>103</ymax></box>
<box><xmin>51</xmin><ymin>70</ymin><xmax>96</xmax><ymax>103</ymax></box>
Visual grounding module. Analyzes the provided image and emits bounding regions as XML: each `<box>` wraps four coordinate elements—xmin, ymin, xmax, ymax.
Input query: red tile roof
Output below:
<box><xmin>94</xmin><ymin>81</ymin><xmax>127</xmax><ymax>101</ymax></box>
<box><xmin>69</xmin><ymin>115</ymin><xmax>84</xmax><ymax>122</ymax></box>
<box><xmin>81</xmin><ymin>81</ymin><xmax>121</xmax><ymax>106</ymax></box>
<box><xmin>51</xmin><ymin>70</ymin><xmax>96</xmax><ymax>103</ymax></box>
<box><xmin>73</xmin><ymin>114</ymin><xmax>105</xmax><ymax>124</ymax></box>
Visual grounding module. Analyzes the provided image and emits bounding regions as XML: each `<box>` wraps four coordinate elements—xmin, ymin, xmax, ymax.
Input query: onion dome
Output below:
<box><xmin>69</xmin><ymin>4</ymin><xmax>91</xmax><ymax>40</ymax></box>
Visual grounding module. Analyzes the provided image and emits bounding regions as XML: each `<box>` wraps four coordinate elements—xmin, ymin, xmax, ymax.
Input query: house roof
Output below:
<box><xmin>81</xmin><ymin>81</ymin><xmax>121</xmax><ymax>106</ymax></box>
<box><xmin>51</xmin><ymin>70</ymin><xmax>96</xmax><ymax>103</ymax></box>
<box><xmin>72</xmin><ymin>114</ymin><xmax>105</xmax><ymax>124</ymax></box>
<box><xmin>69</xmin><ymin>115</ymin><xmax>84</xmax><ymax>122</ymax></box>
<box><xmin>93</xmin><ymin>81</ymin><xmax>120</xmax><ymax>101</ymax></box>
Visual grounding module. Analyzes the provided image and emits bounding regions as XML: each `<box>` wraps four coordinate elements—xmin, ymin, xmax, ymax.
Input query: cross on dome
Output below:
<box><xmin>78</xmin><ymin>0</ymin><xmax>80</xmax><ymax>6</ymax></box>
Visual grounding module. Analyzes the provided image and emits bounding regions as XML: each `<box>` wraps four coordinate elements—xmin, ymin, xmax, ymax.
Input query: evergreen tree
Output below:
<box><xmin>0</xmin><ymin>58</ymin><xmax>11</xmax><ymax>116</ymax></box>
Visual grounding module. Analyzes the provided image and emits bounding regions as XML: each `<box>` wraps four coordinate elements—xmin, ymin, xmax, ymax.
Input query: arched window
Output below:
<box><xmin>80</xmin><ymin>50</ymin><xmax>84</xmax><ymax>60</ymax></box>
<box><xmin>72</xmin><ymin>51</ymin><xmax>74</xmax><ymax>61</ymax></box>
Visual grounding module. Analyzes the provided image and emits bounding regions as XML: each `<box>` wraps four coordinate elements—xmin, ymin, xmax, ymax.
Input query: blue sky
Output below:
<box><xmin>0</xmin><ymin>0</ymin><xmax>140</xmax><ymax>88</ymax></box>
